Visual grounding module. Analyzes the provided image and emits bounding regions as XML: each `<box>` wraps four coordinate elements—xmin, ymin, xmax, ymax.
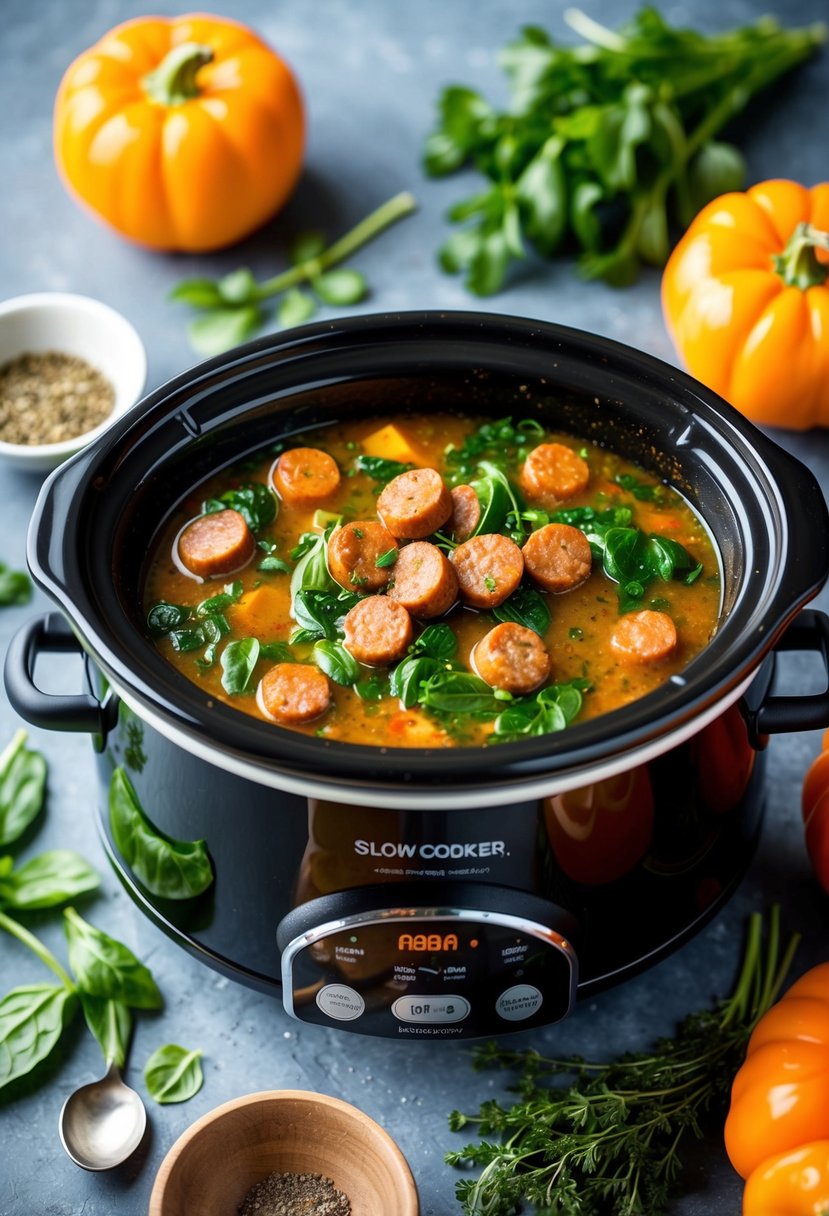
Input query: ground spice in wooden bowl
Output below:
<box><xmin>237</xmin><ymin>1171</ymin><xmax>351</xmax><ymax>1216</ymax></box>
<box><xmin>0</xmin><ymin>350</ymin><xmax>115</xmax><ymax>445</ymax></box>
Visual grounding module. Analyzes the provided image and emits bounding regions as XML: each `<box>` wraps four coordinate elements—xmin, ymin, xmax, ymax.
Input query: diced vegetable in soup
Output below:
<box><xmin>143</xmin><ymin>415</ymin><xmax>720</xmax><ymax>747</ymax></box>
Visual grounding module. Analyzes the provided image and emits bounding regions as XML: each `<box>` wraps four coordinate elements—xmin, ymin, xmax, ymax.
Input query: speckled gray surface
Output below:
<box><xmin>2</xmin><ymin>1</ymin><xmax>829</xmax><ymax>1213</ymax></box>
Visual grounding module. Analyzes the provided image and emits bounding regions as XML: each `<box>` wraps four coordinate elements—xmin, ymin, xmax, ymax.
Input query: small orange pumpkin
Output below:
<box><xmin>54</xmin><ymin>14</ymin><xmax>304</xmax><ymax>252</ymax></box>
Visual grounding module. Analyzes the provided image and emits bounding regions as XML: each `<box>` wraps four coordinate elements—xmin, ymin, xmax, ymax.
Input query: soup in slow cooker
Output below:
<box><xmin>143</xmin><ymin>414</ymin><xmax>720</xmax><ymax>747</ymax></box>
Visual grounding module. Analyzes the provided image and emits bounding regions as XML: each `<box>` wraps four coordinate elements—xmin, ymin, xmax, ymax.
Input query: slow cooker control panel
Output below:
<box><xmin>277</xmin><ymin>883</ymin><xmax>578</xmax><ymax>1038</ymax></box>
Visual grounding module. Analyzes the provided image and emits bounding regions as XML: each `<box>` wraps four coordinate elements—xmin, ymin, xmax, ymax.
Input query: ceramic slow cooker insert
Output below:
<box><xmin>7</xmin><ymin>312</ymin><xmax>829</xmax><ymax>1039</ymax></box>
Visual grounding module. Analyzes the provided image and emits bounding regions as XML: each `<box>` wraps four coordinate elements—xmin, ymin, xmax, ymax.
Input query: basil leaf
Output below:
<box><xmin>64</xmin><ymin>908</ymin><xmax>162</xmax><ymax>1010</ymax></box>
<box><xmin>277</xmin><ymin>288</ymin><xmax>317</xmax><ymax>329</ymax></box>
<box><xmin>202</xmin><ymin>483</ymin><xmax>276</xmax><ymax>533</ymax></box>
<box><xmin>187</xmin><ymin>304</ymin><xmax>264</xmax><ymax>358</ymax></box>
<box><xmin>356</xmin><ymin>455</ymin><xmax>414</xmax><ymax>484</ymax></box>
<box><xmin>411</xmin><ymin>623</ymin><xmax>458</xmax><ymax>660</ymax></box>
<box><xmin>355</xmin><ymin>673</ymin><xmax>390</xmax><ymax>701</ymax></box>
<box><xmin>313</xmin><ymin>269</ymin><xmax>367</xmax><ymax>306</ymax></box>
<box><xmin>144</xmin><ymin>1043</ymin><xmax>204</xmax><ymax>1105</ymax></box>
<box><xmin>0</xmin><ymin>563</ymin><xmax>32</xmax><ymax>607</ymax></box>
<box><xmin>390</xmin><ymin>656</ymin><xmax>444</xmax><ymax>708</ymax></box>
<box><xmin>0</xmin><ymin>730</ymin><xmax>47</xmax><ymax>847</ymax></box>
<box><xmin>419</xmin><ymin>671</ymin><xmax>504</xmax><ymax>717</ymax></box>
<box><xmin>647</xmin><ymin>536</ymin><xmax>703</xmax><ymax>585</ymax></box>
<box><xmin>260</xmin><ymin>641</ymin><xmax>296</xmax><ymax>662</ymax></box>
<box><xmin>0</xmin><ymin>851</ymin><xmax>99</xmax><ymax>911</ymax></box>
<box><xmin>147</xmin><ymin>602</ymin><xmax>191</xmax><ymax>635</ymax></box>
<box><xmin>0</xmin><ymin>985</ymin><xmax>77</xmax><ymax>1089</ymax></box>
<box><xmin>312</xmin><ymin>640</ymin><xmax>359</xmax><ymax>686</ymax></box>
<box><xmin>80</xmin><ymin>994</ymin><xmax>132</xmax><ymax>1070</ymax></box>
<box><xmin>220</xmin><ymin>638</ymin><xmax>261</xmax><ymax>695</ymax></box>
<box><xmin>292</xmin><ymin>590</ymin><xmax>360</xmax><ymax>642</ymax></box>
<box><xmin>109</xmin><ymin>769</ymin><xmax>213</xmax><ymax>901</ymax></box>
<box><xmin>492</xmin><ymin>679</ymin><xmax>589</xmax><ymax>743</ymax></box>
<box><xmin>492</xmin><ymin>586</ymin><xmax>551</xmax><ymax>636</ymax></box>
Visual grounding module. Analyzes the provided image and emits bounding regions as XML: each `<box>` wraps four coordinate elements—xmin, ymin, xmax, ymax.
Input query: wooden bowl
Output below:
<box><xmin>148</xmin><ymin>1090</ymin><xmax>419</xmax><ymax>1216</ymax></box>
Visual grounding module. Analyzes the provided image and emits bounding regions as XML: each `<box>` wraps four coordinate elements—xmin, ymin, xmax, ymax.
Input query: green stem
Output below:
<box><xmin>142</xmin><ymin>42</ymin><xmax>214</xmax><ymax>107</ymax></box>
<box><xmin>255</xmin><ymin>191</ymin><xmax>418</xmax><ymax>299</ymax></box>
<box><xmin>773</xmin><ymin>222</ymin><xmax>829</xmax><ymax>289</ymax></box>
<box><xmin>0</xmin><ymin>908</ymin><xmax>74</xmax><ymax>990</ymax></box>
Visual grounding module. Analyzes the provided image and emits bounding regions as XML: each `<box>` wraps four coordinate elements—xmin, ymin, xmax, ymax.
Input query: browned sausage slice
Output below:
<box><xmin>449</xmin><ymin>533</ymin><xmax>524</xmax><ymax>609</ymax></box>
<box><xmin>328</xmin><ymin>521</ymin><xmax>398</xmax><ymax>592</ymax></box>
<box><xmin>177</xmin><ymin>509</ymin><xmax>255</xmax><ymax>579</ymax></box>
<box><xmin>519</xmin><ymin>443</ymin><xmax>590</xmax><ymax>507</ymax></box>
<box><xmin>387</xmin><ymin>541</ymin><xmax>458</xmax><ymax>619</ymax></box>
<box><xmin>610</xmin><ymin>610</ymin><xmax>677</xmax><ymax>664</ymax></box>
<box><xmin>523</xmin><ymin>523</ymin><xmax>592</xmax><ymax>593</ymax></box>
<box><xmin>473</xmin><ymin>622</ymin><xmax>551</xmax><ymax>695</ymax></box>
<box><xmin>448</xmin><ymin>484</ymin><xmax>481</xmax><ymax>541</ymax></box>
<box><xmin>376</xmin><ymin>468</ymin><xmax>453</xmax><ymax>539</ymax></box>
<box><xmin>342</xmin><ymin>596</ymin><xmax>413</xmax><ymax>665</ymax></box>
<box><xmin>272</xmin><ymin>447</ymin><xmax>341</xmax><ymax>504</ymax></box>
<box><xmin>257</xmin><ymin>663</ymin><xmax>331</xmax><ymax>724</ymax></box>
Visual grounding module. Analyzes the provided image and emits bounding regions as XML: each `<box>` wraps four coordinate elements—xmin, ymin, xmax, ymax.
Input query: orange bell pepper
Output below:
<box><xmin>725</xmin><ymin>962</ymin><xmax>829</xmax><ymax>1184</ymax></box>
<box><xmin>662</xmin><ymin>180</ymin><xmax>829</xmax><ymax>429</ymax></box>
<box><xmin>743</xmin><ymin>1141</ymin><xmax>829</xmax><ymax>1216</ymax></box>
<box><xmin>54</xmin><ymin>14</ymin><xmax>304</xmax><ymax>252</ymax></box>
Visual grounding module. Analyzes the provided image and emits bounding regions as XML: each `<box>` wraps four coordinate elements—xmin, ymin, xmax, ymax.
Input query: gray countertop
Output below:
<box><xmin>3</xmin><ymin>1</ymin><xmax>829</xmax><ymax>1213</ymax></box>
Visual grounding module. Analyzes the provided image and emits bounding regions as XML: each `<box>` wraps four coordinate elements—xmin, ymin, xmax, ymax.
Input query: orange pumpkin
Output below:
<box><xmin>53</xmin><ymin>14</ymin><xmax>304</xmax><ymax>252</ymax></box>
<box><xmin>662</xmin><ymin>180</ymin><xmax>829</xmax><ymax>429</ymax></box>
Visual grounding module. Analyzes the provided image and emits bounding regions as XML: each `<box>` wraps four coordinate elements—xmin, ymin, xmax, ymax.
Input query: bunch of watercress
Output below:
<box><xmin>424</xmin><ymin>8</ymin><xmax>825</xmax><ymax>292</ymax></box>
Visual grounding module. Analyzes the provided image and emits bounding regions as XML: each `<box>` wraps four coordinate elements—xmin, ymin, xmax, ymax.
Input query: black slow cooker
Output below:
<box><xmin>7</xmin><ymin>312</ymin><xmax>829</xmax><ymax>1039</ymax></box>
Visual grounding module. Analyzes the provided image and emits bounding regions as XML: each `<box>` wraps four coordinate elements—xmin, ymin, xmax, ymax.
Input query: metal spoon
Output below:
<box><xmin>58</xmin><ymin>1060</ymin><xmax>147</xmax><ymax>1170</ymax></box>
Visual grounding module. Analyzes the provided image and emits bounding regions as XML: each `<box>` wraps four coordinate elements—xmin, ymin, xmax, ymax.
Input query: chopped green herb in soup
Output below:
<box><xmin>143</xmin><ymin>415</ymin><xmax>720</xmax><ymax>747</ymax></box>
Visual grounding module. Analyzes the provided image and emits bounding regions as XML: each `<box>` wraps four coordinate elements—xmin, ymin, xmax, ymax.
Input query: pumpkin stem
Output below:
<box><xmin>773</xmin><ymin>221</ymin><xmax>829</xmax><ymax>290</ymax></box>
<box><xmin>142</xmin><ymin>42</ymin><xmax>214</xmax><ymax>107</ymax></box>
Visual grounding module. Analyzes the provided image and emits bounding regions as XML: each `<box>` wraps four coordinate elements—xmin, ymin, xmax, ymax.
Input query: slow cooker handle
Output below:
<box><xmin>745</xmin><ymin>609</ymin><xmax>829</xmax><ymax>740</ymax></box>
<box><xmin>3</xmin><ymin>613</ymin><xmax>116</xmax><ymax>735</ymax></box>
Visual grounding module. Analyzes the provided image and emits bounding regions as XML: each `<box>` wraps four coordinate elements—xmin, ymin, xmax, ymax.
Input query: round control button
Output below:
<box><xmin>392</xmin><ymin>994</ymin><xmax>470</xmax><ymax>1024</ymax></box>
<box><xmin>316</xmin><ymin>984</ymin><xmax>365</xmax><ymax>1021</ymax></box>
<box><xmin>495</xmin><ymin>984</ymin><xmax>543</xmax><ymax>1022</ymax></box>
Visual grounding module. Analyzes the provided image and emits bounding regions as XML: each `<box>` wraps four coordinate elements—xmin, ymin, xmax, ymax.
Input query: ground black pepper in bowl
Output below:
<box><xmin>237</xmin><ymin>1171</ymin><xmax>351</xmax><ymax>1215</ymax></box>
<box><xmin>0</xmin><ymin>350</ymin><xmax>115</xmax><ymax>444</ymax></box>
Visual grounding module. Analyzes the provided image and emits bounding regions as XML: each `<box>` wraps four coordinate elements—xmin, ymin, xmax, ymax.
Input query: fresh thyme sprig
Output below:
<box><xmin>446</xmin><ymin>907</ymin><xmax>799</xmax><ymax>1215</ymax></box>
<box><xmin>169</xmin><ymin>191</ymin><xmax>417</xmax><ymax>356</ymax></box>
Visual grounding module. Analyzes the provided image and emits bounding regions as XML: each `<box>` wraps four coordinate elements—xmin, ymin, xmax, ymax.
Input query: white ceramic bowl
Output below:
<box><xmin>0</xmin><ymin>292</ymin><xmax>147</xmax><ymax>473</ymax></box>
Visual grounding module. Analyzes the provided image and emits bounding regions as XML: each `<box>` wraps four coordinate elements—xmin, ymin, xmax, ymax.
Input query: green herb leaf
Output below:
<box><xmin>687</xmin><ymin>141</ymin><xmax>746</xmax><ymax>216</ymax></box>
<box><xmin>289</xmin><ymin>530</ymin><xmax>338</xmax><ymax>604</ymax></box>
<box><xmin>80</xmin><ymin>994</ymin><xmax>132</xmax><ymax>1070</ymax></box>
<box><xmin>168</xmin><ymin>279</ymin><xmax>225</xmax><ymax>308</ymax></box>
<box><xmin>491</xmin><ymin>587</ymin><xmax>551</xmax><ymax>636</ymax></box>
<box><xmin>356</xmin><ymin>455</ymin><xmax>415</xmax><ymax>484</ymax></box>
<box><xmin>202</xmin><ymin>483</ymin><xmax>276</xmax><ymax>533</ymax></box>
<box><xmin>108</xmin><ymin>768</ymin><xmax>213</xmax><ymax>901</ymax></box>
<box><xmin>0</xmin><ymin>851</ymin><xmax>99</xmax><ymax>911</ymax></box>
<box><xmin>258</xmin><ymin>555</ymin><xmax>292</xmax><ymax>573</ymax></box>
<box><xmin>188</xmin><ymin>305</ymin><xmax>265</xmax><ymax>357</ymax></box>
<box><xmin>144</xmin><ymin>1043</ymin><xmax>204</xmax><ymax>1104</ymax></box>
<box><xmin>313</xmin><ymin>269</ymin><xmax>368</xmax><ymax>306</ymax></box>
<box><xmin>220</xmin><ymin>638</ymin><xmax>261</xmax><ymax>695</ymax></box>
<box><xmin>0</xmin><ymin>984</ymin><xmax>77</xmax><ymax>1089</ymax></box>
<box><xmin>290</xmin><ymin>230</ymin><xmax>327</xmax><ymax>264</ymax></box>
<box><xmin>419</xmin><ymin>671</ymin><xmax>503</xmax><ymax>718</ymax></box>
<box><xmin>390</xmin><ymin>656</ymin><xmax>445</xmax><ymax>708</ymax></box>
<box><xmin>259</xmin><ymin>641</ymin><xmax>296</xmax><ymax>662</ymax></box>
<box><xmin>0</xmin><ymin>563</ymin><xmax>32</xmax><ymax>607</ymax></box>
<box><xmin>64</xmin><ymin>907</ymin><xmax>162</xmax><ymax>1010</ymax></box>
<box><xmin>375</xmin><ymin>548</ymin><xmax>398</xmax><ymax>569</ymax></box>
<box><xmin>412</xmin><ymin>623</ymin><xmax>458</xmax><ymax>661</ymax></box>
<box><xmin>147</xmin><ymin>602</ymin><xmax>191</xmax><ymax>636</ymax></box>
<box><xmin>292</xmin><ymin>590</ymin><xmax>361</xmax><ymax>642</ymax></box>
<box><xmin>492</xmin><ymin>679</ymin><xmax>589</xmax><ymax>742</ymax></box>
<box><xmin>277</xmin><ymin>288</ymin><xmax>317</xmax><ymax>329</ymax></box>
<box><xmin>312</xmin><ymin>639</ymin><xmax>359</xmax><ymax>686</ymax></box>
<box><xmin>355</xmin><ymin>673</ymin><xmax>391</xmax><ymax>701</ymax></box>
<box><xmin>0</xmin><ymin>730</ymin><xmax>47</xmax><ymax>847</ymax></box>
<box><xmin>218</xmin><ymin>268</ymin><xmax>259</xmax><ymax>305</ymax></box>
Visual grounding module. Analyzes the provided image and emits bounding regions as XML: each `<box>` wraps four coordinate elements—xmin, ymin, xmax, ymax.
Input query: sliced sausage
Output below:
<box><xmin>376</xmin><ymin>468</ymin><xmax>453</xmax><ymax>539</ymax></box>
<box><xmin>448</xmin><ymin>484</ymin><xmax>481</xmax><ymax>541</ymax></box>
<box><xmin>519</xmin><ymin>443</ymin><xmax>590</xmax><ymax>507</ymax></box>
<box><xmin>328</xmin><ymin>520</ymin><xmax>398</xmax><ymax>592</ymax></box>
<box><xmin>523</xmin><ymin>523</ymin><xmax>592</xmax><ymax>593</ymax></box>
<box><xmin>473</xmin><ymin>622</ymin><xmax>551</xmax><ymax>695</ymax></box>
<box><xmin>342</xmin><ymin>596</ymin><xmax>413</xmax><ymax>666</ymax></box>
<box><xmin>610</xmin><ymin>610</ymin><xmax>678</xmax><ymax>664</ymax></box>
<box><xmin>177</xmin><ymin>509</ymin><xmax>255</xmax><ymax>579</ymax></box>
<box><xmin>257</xmin><ymin>663</ymin><xmax>331</xmax><ymax>724</ymax></box>
<box><xmin>449</xmin><ymin>533</ymin><xmax>524</xmax><ymax>609</ymax></box>
<box><xmin>272</xmin><ymin>446</ymin><xmax>341</xmax><ymax>504</ymax></box>
<box><xmin>387</xmin><ymin>541</ymin><xmax>458</xmax><ymax>619</ymax></box>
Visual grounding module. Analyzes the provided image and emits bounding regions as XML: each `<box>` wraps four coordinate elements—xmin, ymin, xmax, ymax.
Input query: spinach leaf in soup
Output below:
<box><xmin>202</xmin><ymin>482</ymin><xmax>277</xmax><ymax>533</ymax></box>
<box><xmin>356</xmin><ymin>455</ymin><xmax>415</xmax><ymax>484</ymax></box>
<box><xmin>291</xmin><ymin>589</ymin><xmax>361</xmax><ymax>643</ymax></box>
<box><xmin>312</xmin><ymin>640</ymin><xmax>360</xmax><ymax>686</ymax></box>
<box><xmin>492</xmin><ymin>679</ymin><xmax>590</xmax><ymax>742</ymax></box>
<box><xmin>491</xmin><ymin>586</ymin><xmax>551</xmax><ymax>636</ymax></box>
<box><xmin>220</xmin><ymin>637</ymin><xmax>261</xmax><ymax>694</ymax></box>
<box><xmin>108</xmin><ymin>768</ymin><xmax>214</xmax><ymax>901</ymax></box>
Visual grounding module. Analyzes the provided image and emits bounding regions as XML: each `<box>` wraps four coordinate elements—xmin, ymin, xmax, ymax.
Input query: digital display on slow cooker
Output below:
<box><xmin>284</xmin><ymin>914</ymin><xmax>574</xmax><ymax>1038</ymax></box>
